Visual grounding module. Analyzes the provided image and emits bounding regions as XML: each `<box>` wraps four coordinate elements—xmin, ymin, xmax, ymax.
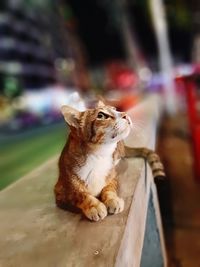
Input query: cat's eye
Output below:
<box><xmin>97</xmin><ymin>112</ymin><xmax>109</xmax><ymax>119</ymax></box>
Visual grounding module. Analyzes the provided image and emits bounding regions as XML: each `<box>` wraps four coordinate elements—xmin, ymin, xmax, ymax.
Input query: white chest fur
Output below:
<box><xmin>76</xmin><ymin>143</ymin><xmax>117</xmax><ymax>196</ymax></box>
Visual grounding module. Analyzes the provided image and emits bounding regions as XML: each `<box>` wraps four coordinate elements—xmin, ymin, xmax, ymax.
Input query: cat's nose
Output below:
<box><xmin>122</xmin><ymin>113</ymin><xmax>131</xmax><ymax>125</ymax></box>
<box><xmin>121</xmin><ymin>113</ymin><xmax>128</xmax><ymax>120</ymax></box>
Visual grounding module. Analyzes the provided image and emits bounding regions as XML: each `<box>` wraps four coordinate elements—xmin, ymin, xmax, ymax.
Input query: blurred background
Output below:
<box><xmin>0</xmin><ymin>0</ymin><xmax>200</xmax><ymax>266</ymax></box>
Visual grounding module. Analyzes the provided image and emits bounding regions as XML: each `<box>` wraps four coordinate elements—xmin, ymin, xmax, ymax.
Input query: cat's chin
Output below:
<box><xmin>108</xmin><ymin>127</ymin><xmax>130</xmax><ymax>143</ymax></box>
<box><xmin>119</xmin><ymin>129</ymin><xmax>130</xmax><ymax>141</ymax></box>
<box><xmin>120</xmin><ymin>125</ymin><xmax>131</xmax><ymax>138</ymax></box>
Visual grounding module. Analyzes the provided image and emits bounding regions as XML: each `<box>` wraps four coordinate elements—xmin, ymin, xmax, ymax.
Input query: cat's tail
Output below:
<box><xmin>124</xmin><ymin>146</ymin><xmax>166</xmax><ymax>179</ymax></box>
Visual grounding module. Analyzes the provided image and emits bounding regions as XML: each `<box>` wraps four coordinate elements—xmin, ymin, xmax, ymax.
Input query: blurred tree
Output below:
<box><xmin>190</xmin><ymin>0</ymin><xmax>200</xmax><ymax>63</ymax></box>
<box><xmin>164</xmin><ymin>0</ymin><xmax>192</xmax><ymax>63</ymax></box>
<box><xmin>126</xmin><ymin>0</ymin><xmax>158</xmax><ymax>69</ymax></box>
<box><xmin>127</xmin><ymin>0</ymin><xmax>193</xmax><ymax>64</ymax></box>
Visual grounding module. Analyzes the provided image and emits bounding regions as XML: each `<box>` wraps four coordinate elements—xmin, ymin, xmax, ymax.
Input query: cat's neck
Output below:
<box><xmin>92</xmin><ymin>143</ymin><xmax>117</xmax><ymax>157</ymax></box>
<box><xmin>68</xmin><ymin>132</ymin><xmax>117</xmax><ymax>156</ymax></box>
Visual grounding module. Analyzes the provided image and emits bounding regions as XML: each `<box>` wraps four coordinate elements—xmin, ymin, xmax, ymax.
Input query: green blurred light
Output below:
<box><xmin>4</xmin><ymin>77</ymin><xmax>20</xmax><ymax>98</ymax></box>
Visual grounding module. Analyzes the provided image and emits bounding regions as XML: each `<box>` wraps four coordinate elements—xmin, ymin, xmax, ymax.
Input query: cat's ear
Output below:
<box><xmin>61</xmin><ymin>105</ymin><xmax>80</xmax><ymax>128</ymax></box>
<box><xmin>97</xmin><ymin>99</ymin><xmax>106</xmax><ymax>108</ymax></box>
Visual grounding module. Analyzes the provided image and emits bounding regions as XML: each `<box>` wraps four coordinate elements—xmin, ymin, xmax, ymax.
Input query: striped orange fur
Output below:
<box><xmin>54</xmin><ymin>100</ymin><xmax>165</xmax><ymax>221</ymax></box>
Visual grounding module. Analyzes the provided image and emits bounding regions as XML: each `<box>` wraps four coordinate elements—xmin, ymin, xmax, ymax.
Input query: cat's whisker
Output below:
<box><xmin>131</xmin><ymin>124</ymin><xmax>146</xmax><ymax>138</ymax></box>
<box><xmin>132</xmin><ymin>131</ymin><xmax>145</xmax><ymax>139</ymax></box>
<box><xmin>132</xmin><ymin>120</ymin><xmax>146</xmax><ymax>128</ymax></box>
<box><xmin>133</xmin><ymin>122</ymin><xmax>146</xmax><ymax>130</ymax></box>
<box><xmin>131</xmin><ymin>123</ymin><xmax>144</xmax><ymax>131</ymax></box>
<box><xmin>133</xmin><ymin>117</ymin><xmax>146</xmax><ymax>122</ymax></box>
<box><xmin>132</xmin><ymin>128</ymin><xmax>145</xmax><ymax>136</ymax></box>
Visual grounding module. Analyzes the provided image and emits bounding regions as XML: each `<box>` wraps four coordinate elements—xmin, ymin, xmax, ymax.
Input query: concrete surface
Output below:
<box><xmin>0</xmin><ymin>156</ymin><xmax>140</xmax><ymax>267</ymax></box>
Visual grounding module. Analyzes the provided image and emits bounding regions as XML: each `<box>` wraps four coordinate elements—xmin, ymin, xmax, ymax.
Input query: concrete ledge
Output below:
<box><xmin>0</xmin><ymin>95</ymin><xmax>167</xmax><ymax>267</ymax></box>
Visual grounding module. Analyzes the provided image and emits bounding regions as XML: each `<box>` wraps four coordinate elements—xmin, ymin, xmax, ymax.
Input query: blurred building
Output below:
<box><xmin>0</xmin><ymin>2</ymin><xmax>57</xmax><ymax>98</ymax></box>
<box><xmin>0</xmin><ymin>0</ymin><xmax>90</xmax><ymax>99</ymax></box>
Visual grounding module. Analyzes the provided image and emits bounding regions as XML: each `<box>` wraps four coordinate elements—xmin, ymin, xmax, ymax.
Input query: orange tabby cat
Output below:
<box><xmin>54</xmin><ymin>100</ymin><xmax>165</xmax><ymax>221</ymax></box>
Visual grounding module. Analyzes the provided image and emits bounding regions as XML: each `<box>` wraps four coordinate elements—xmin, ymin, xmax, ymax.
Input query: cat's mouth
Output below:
<box><xmin>111</xmin><ymin>122</ymin><xmax>131</xmax><ymax>140</ymax></box>
<box><xmin>112</xmin><ymin>133</ymin><xmax>117</xmax><ymax>139</ymax></box>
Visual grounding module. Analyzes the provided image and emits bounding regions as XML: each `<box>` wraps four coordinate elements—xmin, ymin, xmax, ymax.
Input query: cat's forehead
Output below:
<box><xmin>97</xmin><ymin>105</ymin><xmax>117</xmax><ymax>115</ymax></box>
<box><xmin>82</xmin><ymin>105</ymin><xmax>122</xmax><ymax>120</ymax></box>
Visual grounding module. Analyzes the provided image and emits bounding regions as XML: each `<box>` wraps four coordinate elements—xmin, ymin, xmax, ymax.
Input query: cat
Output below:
<box><xmin>54</xmin><ymin>100</ymin><xmax>165</xmax><ymax>221</ymax></box>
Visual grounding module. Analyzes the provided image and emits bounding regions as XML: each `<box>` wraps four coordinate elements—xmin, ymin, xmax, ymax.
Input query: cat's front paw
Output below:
<box><xmin>105</xmin><ymin>197</ymin><xmax>124</xmax><ymax>214</ymax></box>
<box><xmin>84</xmin><ymin>202</ymin><xmax>107</xmax><ymax>222</ymax></box>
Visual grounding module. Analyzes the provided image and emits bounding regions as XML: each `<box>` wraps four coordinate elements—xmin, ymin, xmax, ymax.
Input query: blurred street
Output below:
<box><xmin>0</xmin><ymin>122</ymin><xmax>66</xmax><ymax>190</ymax></box>
<box><xmin>157</xmin><ymin>113</ymin><xmax>200</xmax><ymax>267</ymax></box>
